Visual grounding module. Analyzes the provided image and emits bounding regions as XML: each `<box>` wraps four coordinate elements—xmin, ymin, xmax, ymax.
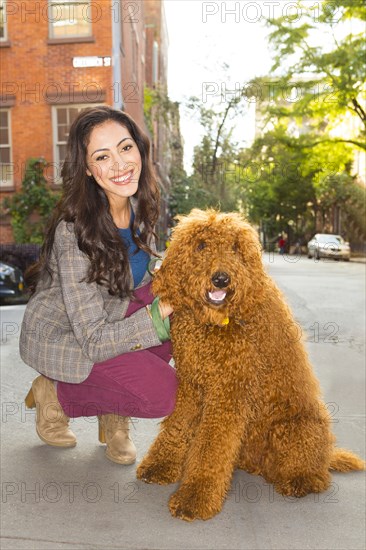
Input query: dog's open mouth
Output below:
<box><xmin>206</xmin><ymin>289</ymin><xmax>227</xmax><ymax>306</ymax></box>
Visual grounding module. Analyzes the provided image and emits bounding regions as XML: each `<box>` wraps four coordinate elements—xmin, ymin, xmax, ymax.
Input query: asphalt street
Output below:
<box><xmin>0</xmin><ymin>254</ymin><xmax>365</xmax><ymax>550</ymax></box>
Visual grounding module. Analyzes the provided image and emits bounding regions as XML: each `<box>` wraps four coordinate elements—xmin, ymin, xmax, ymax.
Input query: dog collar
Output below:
<box><xmin>208</xmin><ymin>317</ymin><xmax>246</xmax><ymax>328</ymax></box>
<box><xmin>220</xmin><ymin>318</ymin><xmax>247</xmax><ymax>326</ymax></box>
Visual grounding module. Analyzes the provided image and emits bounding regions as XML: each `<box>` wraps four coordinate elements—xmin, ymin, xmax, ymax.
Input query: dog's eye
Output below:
<box><xmin>197</xmin><ymin>241</ymin><xmax>206</xmax><ymax>251</ymax></box>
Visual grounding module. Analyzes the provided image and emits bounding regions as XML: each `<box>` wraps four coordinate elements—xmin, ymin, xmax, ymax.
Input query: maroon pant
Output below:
<box><xmin>57</xmin><ymin>283</ymin><xmax>178</xmax><ymax>419</ymax></box>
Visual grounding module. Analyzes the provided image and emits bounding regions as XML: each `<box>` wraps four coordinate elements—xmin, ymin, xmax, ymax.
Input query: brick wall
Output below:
<box><xmin>0</xmin><ymin>224</ymin><xmax>14</xmax><ymax>243</ymax></box>
<box><xmin>0</xmin><ymin>1</ymin><xmax>114</xmax><ymax>190</ymax></box>
<box><xmin>0</xmin><ymin>0</ymin><xmax>149</xmax><ymax>243</ymax></box>
<box><xmin>0</xmin><ymin>0</ymin><xmax>172</xmax><ymax>244</ymax></box>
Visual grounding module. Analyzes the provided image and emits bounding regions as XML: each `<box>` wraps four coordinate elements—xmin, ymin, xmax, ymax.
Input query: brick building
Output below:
<box><xmin>0</xmin><ymin>0</ymin><xmax>178</xmax><ymax>244</ymax></box>
<box><xmin>144</xmin><ymin>0</ymin><xmax>171</xmax><ymax>237</ymax></box>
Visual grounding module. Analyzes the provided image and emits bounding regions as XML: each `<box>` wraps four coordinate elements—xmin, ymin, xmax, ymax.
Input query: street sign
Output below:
<box><xmin>72</xmin><ymin>56</ymin><xmax>111</xmax><ymax>68</ymax></box>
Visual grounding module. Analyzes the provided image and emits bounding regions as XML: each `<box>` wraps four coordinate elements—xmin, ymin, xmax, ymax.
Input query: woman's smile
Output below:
<box><xmin>110</xmin><ymin>169</ymin><xmax>135</xmax><ymax>185</ymax></box>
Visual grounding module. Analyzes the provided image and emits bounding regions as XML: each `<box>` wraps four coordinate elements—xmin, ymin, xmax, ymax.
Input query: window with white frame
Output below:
<box><xmin>0</xmin><ymin>0</ymin><xmax>7</xmax><ymax>41</ymax></box>
<box><xmin>0</xmin><ymin>109</ymin><xmax>12</xmax><ymax>188</ymax></box>
<box><xmin>48</xmin><ymin>0</ymin><xmax>92</xmax><ymax>39</ymax></box>
<box><xmin>52</xmin><ymin>104</ymin><xmax>99</xmax><ymax>183</ymax></box>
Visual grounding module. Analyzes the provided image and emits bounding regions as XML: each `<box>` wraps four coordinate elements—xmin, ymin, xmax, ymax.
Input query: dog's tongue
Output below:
<box><xmin>208</xmin><ymin>290</ymin><xmax>226</xmax><ymax>302</ymax></box>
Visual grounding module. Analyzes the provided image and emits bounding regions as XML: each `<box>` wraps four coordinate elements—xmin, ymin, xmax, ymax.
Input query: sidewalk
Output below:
<box><xmin>1</xmin><ymin>297</ymin><xmax>365</xmax><ymax>550</ymax></box>
<box><xmin>351</xmin><ymin>255</ymin><xmax>366</xmax><ymax>263</ymax></box>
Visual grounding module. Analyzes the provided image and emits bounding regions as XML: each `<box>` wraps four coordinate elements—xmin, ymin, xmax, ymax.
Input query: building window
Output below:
<box><xmin>48</xmin><ymin>1</ymin><xmax>92</xmax><ymax>39</ymax></box>
<box><xmin>52</xmin><ymin>104</ymin><xmax>99</xmax><ymax>183</ymax></box>
<box><xmin>0</xmin><ymin>0</ymin><xmax>7</xmax><ymax>41</ymax></box>
<box><xmin>0</xmin><ymin>109</ymin><xmax>12</xmax><ymax>187</ymax></box>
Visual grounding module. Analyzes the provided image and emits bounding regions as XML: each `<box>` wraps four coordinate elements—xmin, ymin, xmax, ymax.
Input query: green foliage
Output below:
<box><xmin>260</xmin><ymin>0</ymin><xmax>366</xmax><ymax>150</ymax></box>
<box><xmin>171</xmin><ymin>3</ymin><xmax>365</xmax><ymax>246</ymax></box>
<box><xmin>143</xmin><ymin>87</ymin><xmax>154</xmax><ymax>136</ymax></box>
<box><xmin>342</xmin><ymin>180</ymin><xmax>366</xmax><ymax>241</ymax></box>
<box><xmin>236</xmin><ymin>0</ymin><xmax>366</xmax><ymax>244</ymax></box>
<box><xmin>238</xmin><ymin>128</ymin><xmax>314</xmax><ymax>235</ymax></box>
<box><xmin>240</xmin><ymin>122</ymin><xmax>365</xmax><ymax>237</ymax></box>
<box><xmin>2</xmin><ymin>158</ymin><xmax>60</xmax><ymax>244</ymax></box>
<box><xmin>169</xmin><ymin>174</ymin><xmax>217</xmax><ymax>216</ymax></box>
<box><xmin>144</xmin><ymin>85</ymin><xmax>189</xmax><ymax>220</ymax></box>
<box><xmin>144</xmin><ymin>84</ymin><xmax>176</xmax><ymax>136</ymax></box>
<box><xmin>185</xmin><ymin>93</ymin><xmax>247</xmax><ymax>212</ymax></box>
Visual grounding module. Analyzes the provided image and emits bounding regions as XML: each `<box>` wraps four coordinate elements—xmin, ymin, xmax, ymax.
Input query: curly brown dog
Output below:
<box><xmin>137</xmin><ymin>209</ymin><xmax>365</xmax><ymax>521</ymax></box>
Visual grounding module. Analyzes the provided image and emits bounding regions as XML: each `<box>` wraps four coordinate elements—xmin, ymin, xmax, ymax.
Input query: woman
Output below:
<box><xmin>20</xmin><ymin>106</ymin><xmax>177</xmax><ymax>465</ymax></box>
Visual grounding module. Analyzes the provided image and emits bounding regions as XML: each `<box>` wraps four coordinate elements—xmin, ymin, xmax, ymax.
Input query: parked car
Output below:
<box><xmin>0</xmin><ymin>261</ymin><xmax>27</xmax><ymax>303</ymax></box>
<box><xmin>307</xmin><ymin>233</ymin><xmax>351</xmax><ymax>261</ymax></box>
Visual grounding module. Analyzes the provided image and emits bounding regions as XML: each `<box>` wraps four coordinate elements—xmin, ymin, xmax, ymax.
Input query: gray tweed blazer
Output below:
<box><xmin>19</xmin><ymin>208</ymin><xmax>161</xmax><ymax>383</ymax></box>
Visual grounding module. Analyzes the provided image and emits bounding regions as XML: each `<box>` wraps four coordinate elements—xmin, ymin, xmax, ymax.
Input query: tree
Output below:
<box><xmin>1</xmin><ymin>158</ymin><xmax>60</xmax><ymax>244</ymax></box>
<box><xmin>238</xmin><ymin>126</ymin><xmax>316</xmax><ymax>238</ymax></box>
<box><xmin>169</xmin><ymin>172</ymin><xmax>215</xmax><ymax>216</ymax></box>
<box><xmin>238</xmin><ymin>124</ymin><xmax>363</xmax><ymax>243</ymax></box>
<box><xmin>257</xmin><ymin>0</ymin><xmax>366</xmax><ymax>150</ymax></box>
<box><xmin>241</xmin><ymin>0</ymin><xmax>366</xmax><ymax>245</ymax></box>
<box><xmin>186</xmin><ymin>93</ymin><xmax>247</xmax><ymax>211</ymax></box>
<box><xmin>144</xmin><ymin>85</ymin><xmax>176</xmax><ymax>137</ymax></box>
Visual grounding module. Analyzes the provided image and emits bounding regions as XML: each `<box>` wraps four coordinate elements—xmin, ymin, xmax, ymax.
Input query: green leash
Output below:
<box><xmin>149</xmin><ymin>297</ymin><xmax>170</xmax><ymax>342</ymax></box>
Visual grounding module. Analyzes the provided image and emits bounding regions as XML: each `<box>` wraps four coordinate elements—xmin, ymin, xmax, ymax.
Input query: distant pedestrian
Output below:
<box><xmin>20</xmin><ymin>106</ymin><xmax>177</xmax><ymax>464</ymax></box>
<box><xmin>278</xmin><ymin>236</ymin><xmax>286</xmax><ymax>254</ymax></box>
<box><xmin>294</xmin><ymin>239</ymin><xmax>302</xmax><ymax>255</ymax></box>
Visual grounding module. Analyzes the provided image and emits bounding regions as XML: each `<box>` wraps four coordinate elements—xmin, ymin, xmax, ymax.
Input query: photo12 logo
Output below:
<box><xmin>201</xmin><ymin>1</ymin><xmax>342</xmax><ymax>24</ymax></box>
<box><xmin>3</xmin><ymin>2</ymin><xmax>140</xmax><ymax>24</ymax></box>
<box><xmin>2</xmin><ymin>481</ymin><xmax>139</xmax><ymax>504</ymax></box>
<box><xmin>201</xmin><ymin>81</ymin><xmax>339</xmax><ymax>104</ymax></box>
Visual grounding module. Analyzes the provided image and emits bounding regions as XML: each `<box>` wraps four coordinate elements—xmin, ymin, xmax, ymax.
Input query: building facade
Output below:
<box><xmin>0</xmin><ymin>0</ymin><xmax>178</xmax><ymax>244</ymax></box>
<box><xmin>144</xmin><ymin>0</ymin><xmax>171</xmax><ymax>240</ymax></box>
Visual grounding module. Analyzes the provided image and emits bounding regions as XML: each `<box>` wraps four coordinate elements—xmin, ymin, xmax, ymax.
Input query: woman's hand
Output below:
<box><xmin>158</xmin><ymin>300</ymin><xmax>173</xmax><ymax>320</ymax></box>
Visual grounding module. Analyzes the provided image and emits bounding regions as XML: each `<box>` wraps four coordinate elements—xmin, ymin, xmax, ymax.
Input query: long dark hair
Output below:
<box><xmin>26</xmin><ymin>106</ymin><xmax>160</xmax><ymax>298</ymax></box>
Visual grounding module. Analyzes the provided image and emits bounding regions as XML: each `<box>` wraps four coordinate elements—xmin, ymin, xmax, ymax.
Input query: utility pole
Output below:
<box><xmin>111</xmin><ymin>1</ymin><xmax>123</xmax><ymax>110</ymax></box>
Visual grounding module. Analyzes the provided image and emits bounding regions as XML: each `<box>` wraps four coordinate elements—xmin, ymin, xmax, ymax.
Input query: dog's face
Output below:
<box><xmin>153</xmin><ymin>209</ymin><xmax>267</xmax><ymax>325</ymax></box>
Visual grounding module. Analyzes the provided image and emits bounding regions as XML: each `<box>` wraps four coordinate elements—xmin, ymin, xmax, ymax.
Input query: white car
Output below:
<box><xmin>307</xmin><ymin>233</ymin><xmax>351</xmax><ymax>261</ymax></box>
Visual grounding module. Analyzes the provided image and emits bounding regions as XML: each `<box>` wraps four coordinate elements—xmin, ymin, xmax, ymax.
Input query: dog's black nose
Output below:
<box><xmin>211</xmin><ymin>271</ymin><xmax>231</xmax><ymax>288</ymax></box>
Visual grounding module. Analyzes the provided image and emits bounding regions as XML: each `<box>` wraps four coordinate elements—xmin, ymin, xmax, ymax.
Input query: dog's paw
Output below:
<box><xmin>169</xmin><ymin>482</ymin><xmax>224</xmax><ymax>521</ymax></box>
<box><xmin>136</xmin><ymin>459</ymin><xmax>181</xmax><ymax>485</ymax></box>
<box><xmin>275</xmin><ymin>473</ymin><xmax>331</xmax><ymax>497</ymax></box>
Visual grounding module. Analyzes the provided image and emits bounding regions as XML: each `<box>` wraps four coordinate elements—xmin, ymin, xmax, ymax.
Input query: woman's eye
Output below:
<box><xmin>96</xmin><ymin>154</ymin><xmax>108</xmax><ymax>162</ymax></box>
<box><xmin>197</xmin><ymin>241</ymin><xmax>206</xmax><ymax>251</ymax></box>
<box><xmin>121</xmin><ymin>144</ymin><xmax>132</xmax><ymax>153</ymax></box>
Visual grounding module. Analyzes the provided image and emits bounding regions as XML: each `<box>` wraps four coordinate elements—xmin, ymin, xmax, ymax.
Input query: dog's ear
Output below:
<box><xmin>233</xmin><ymin>215</ymin><xmax>268</xmax><ymax>308</ymax></box>
<box><xmin>151</xmin><ymin>210</ymin><xmax>197</xmax><ymax>300</ymax></box>
<box><xmin>151</xmin><ymin>238</ymin><xmax>184</xmax><ymax>307</ymax></box>
<box><xmin>237</xmin><ymin>220</ymin><xmax>263</xmax><ymax>267</ymax></box>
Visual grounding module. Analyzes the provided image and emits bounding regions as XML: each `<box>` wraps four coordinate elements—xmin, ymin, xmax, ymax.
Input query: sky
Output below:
<box><xmin>163</xmin><ymin>0</ymin><xmax>277</xmax><ymax>172</ymax></box>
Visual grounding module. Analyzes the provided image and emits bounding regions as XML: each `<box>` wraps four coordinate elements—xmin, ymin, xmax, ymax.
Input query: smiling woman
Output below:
<box><xmin>19</xmin><ymin>106</ymin><xmax>177</xmax><ymax>465</ymax></box>
<box><xmin>85</xmin><ymin>120</ymin><xmax>142</xmax><ymax>227</ymax></box>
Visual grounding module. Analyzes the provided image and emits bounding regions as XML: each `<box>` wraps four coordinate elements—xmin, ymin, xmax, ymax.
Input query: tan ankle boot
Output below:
<box><xmin>25</xmin><ymin>375</ymin><xmax>76</xmax><ymax>447</ymax></box>
<box><xmin>98</xmin><ymin>415</ymin><xmax>136</xmax><ymax>464</ymax></box>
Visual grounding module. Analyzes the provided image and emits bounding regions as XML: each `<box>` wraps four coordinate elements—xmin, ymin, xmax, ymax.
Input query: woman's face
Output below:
<box><xmin>86</xmin><ymin>120</ymin><xmax>142</xmax><ymax>205</ymax></box>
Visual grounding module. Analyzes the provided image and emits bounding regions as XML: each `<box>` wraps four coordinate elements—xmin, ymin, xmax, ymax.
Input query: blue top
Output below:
<box><xmin>118</xmin><ymin>226</ymin><xmax>150</xmax><ymax>288</ymax></box>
